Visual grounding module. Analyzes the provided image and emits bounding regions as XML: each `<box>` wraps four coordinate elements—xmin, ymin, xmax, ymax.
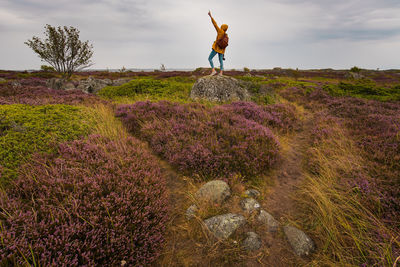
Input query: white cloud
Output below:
<box><xmin>1</xmin><ymin>0</ymin><xmax>400</xmax><ymax>69</ymax></box>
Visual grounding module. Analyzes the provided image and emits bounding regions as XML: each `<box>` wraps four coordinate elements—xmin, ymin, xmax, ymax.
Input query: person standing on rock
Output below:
<box><xmin>208</xmin><ymin>11</ymin><xmax>229</xmax><ymax>76</ymax></box>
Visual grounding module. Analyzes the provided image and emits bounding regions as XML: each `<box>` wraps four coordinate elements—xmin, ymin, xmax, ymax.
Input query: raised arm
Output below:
<box><xmin>208</xmin><ymin>11</ymin><xmax>220</xmax><ymax>32</ymax></box>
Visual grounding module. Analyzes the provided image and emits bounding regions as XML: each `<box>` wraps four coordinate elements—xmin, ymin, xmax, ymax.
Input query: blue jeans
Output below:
<box><xmin>208</xmin><ymin>49</ymin><xmax>224</xmax><ymax>70</ymax></box>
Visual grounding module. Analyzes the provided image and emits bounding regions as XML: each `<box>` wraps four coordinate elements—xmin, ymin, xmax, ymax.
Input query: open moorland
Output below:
<box><xmin>0</xmin><ymin>68</ymin><xmax>399</xmax><ymax>266</ymax></box>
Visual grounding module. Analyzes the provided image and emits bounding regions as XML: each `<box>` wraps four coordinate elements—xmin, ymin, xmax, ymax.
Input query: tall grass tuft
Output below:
<box><xmin>298</xmin><ymin>113</ymin><xmax>399</xmax><ymax>266</ymax></box>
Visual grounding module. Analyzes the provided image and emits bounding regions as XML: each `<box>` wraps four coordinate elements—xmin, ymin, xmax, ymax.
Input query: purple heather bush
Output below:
<box><xmin>0</xmin><ymin>83</ymin><xmax>105</xmax><ymax>105</ymax></box>
<box><xmin>0</xmin><ymin>135</ymin><xmax>168</xmax><ymax>266</ymax></box>
<box><xmin>116</xmin><ymin>101</ymin><xmax>295</xmax><ymax>181</ymax></box>
<box><xmin>220</xmin><ymin>101</ymin><xmax>298</xmax><ymax>133</ymax></box>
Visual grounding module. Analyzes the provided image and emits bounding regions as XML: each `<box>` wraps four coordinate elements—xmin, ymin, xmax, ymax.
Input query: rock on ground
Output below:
<box><xmin>46</xmin><ymin>78</ymin><xmax>68</xmax><ymax>90</ymax></box>
<box><xmin>240</xmin><ymin>198</ymin><xmax>261</xmax><ymax>213</ymax></box>
<box><xmin>76</xmin><ymin>77</ymin><xmax>113</xmax><ymax>94</ymax></box>
<box><xmin>185</xmin><ymin>204</ymin><xmax>198</xmax><ymax>220</ymax></box>
<box><xmin>242</xmin><ymin>232</ymin><xmax>262</xmax><ymax>251</ymax></box>
<box><xmin>46</xmin><ymin>77</ymin><xmax>132</xmax><ymax>93</ymax></box>
<box><xmin>244</xmin><ymin>189</ymin><xmax>261</xmax><ymax>199</ymax></box>
<box><xmin>190</xmin><ymin>75</ymin><xmax>250</xmax><ymax>102</ymax></box>
<box><xmin>257</xmin><ymin>210</ymin><xmax>279</xmax><ymax>232</ymax></box>
<box><xmin>283</xmin><ymin>225</ymin><xmax>315</xmax><ymax>256</ymax></box>
<box><xmin>204</xmin><ymin>213</ymin><xmax>246</xmax><ymax>239</ymax></box>
<box><xmin>195</xmin><ymin>180</ymin><xmax>231</xmax><ymax>205</ymax></box>
<box><xmin>112</xmin><ymin>78</ymin><xmax>132</xmax><ymax>86</ymax></box>
<box><xmin>345</xmin><ymin>72</ymin><xmax>364</xmax><ymax>80</ymax></box>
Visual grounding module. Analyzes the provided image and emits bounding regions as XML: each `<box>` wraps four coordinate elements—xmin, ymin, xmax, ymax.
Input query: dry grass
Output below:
<box><xmin>82</xmin><ymin>104</ymin><xmax>128</xmax><ymax>140</ymax></box>
<box><xmin>296</xmin><ymin>119</ymin><xmax>400</xmax><ymax>266</ymax></box>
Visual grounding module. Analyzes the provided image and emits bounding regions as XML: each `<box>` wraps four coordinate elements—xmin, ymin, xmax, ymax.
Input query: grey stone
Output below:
<box><xmin>76</xmin><ymin>76</ymin><xmax>113</xmax><ymax>94</ymax></box>
<box><xmin>11</xmin><ymin>81</ymin><xmax>21</xmax><ymax>88</ymax></box>
<box><xmin>0</xmin><ymin>78</ymin><xmax>6</xmax><ymax>82</ymax></box>
<box><xmin>283</xmin><ymin>225</ymin><xmax>315</xmax><ymax>256</ymax></box>
<box><xmin>190</xmin><ymin>75</ymin><xmax>250</xmax><ymax>102</ymax></box>
<box><xmin>240</xmin><ymin>198</ymin><xmax>261</xmax><ymax>213</ymax></box>
<box><xmin>46</xmin><ymin>78</ymin><xmax>66</xmax><ymax>90</ymax></box>
<box><xmin>112</xmin><ymin>78</ymin><xmax>132</xmax><ymax>86</ymax></box>
<box><xmin>242</xmin><ymin>232</ymin><xmax>262</xmax><ymax>251</ymax></box>
<box><xmin>10</xmin><ymin>121</ymin><xmax>26</xmax><ymax>133</ymax></box>
<box><xmin>244</xmin><ymin>189</ymin><xmax>261</xmax><ymax>199</ymax></box>
<box><xmin>346</xmin><ymin>72</ymin><xmax>364</xmax><ymax>80</ymax></box>
<box><xmin>185</xmin><ymin>204</ymin><xmax>198</xmax><ymax>220</ymax></box>
<box><xmin>204</xmin><ymin>213</ymin><xmax>246</xmax><ymax>239</ymax></box>
<box><xmin>63</xmin><ymin>82</ymin><xmax>76</xmax><ymax>90</ymax></box>
<box><xmin>195</xmin><ymin>180</ymin><xmax>231</xmax><ymax>205</ymax></box>
<box><xmin>257</xmin><ymin>210</ymin><xmax>279</xmax><ymax>232</ymax></box>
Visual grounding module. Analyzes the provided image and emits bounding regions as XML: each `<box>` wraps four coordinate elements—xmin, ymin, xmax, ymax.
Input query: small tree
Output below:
<box><xmin>25</xmin><ymin>24</ymin><xmax>93</xmax><ymax>78</ymax></box>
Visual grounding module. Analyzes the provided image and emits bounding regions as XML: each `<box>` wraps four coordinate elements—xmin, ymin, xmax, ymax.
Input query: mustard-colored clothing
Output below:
<box><xmin>210</xmin><ymin>16</ymin><xmax>227</xmax><ymax>54</ymax></box>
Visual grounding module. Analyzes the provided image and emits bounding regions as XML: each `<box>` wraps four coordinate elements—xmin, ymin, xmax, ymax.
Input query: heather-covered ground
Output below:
<box><xmin>0</xmin><ymin>68</ymin><xmax>399</xmax><ymax>266</ymax></box>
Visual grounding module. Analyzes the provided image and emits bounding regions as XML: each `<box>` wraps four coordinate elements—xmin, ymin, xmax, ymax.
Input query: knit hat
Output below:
<box><xmin>221</xmin><ymin>24</ymin><xmax>228</xmax><ymax>32</ymax></box>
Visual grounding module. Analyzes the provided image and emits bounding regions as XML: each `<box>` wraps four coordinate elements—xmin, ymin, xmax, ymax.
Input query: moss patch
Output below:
<box><xmin>0</xmin><ymin>104</ymin><xmax>93</xmax><ymax>184</ymax></box>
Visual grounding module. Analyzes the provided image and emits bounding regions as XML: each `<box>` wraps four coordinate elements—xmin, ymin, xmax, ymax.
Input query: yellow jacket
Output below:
<box><xmin>210</xmin><ymin>16</ymin><xmax>228</xmax><ymax>54</ymax></box>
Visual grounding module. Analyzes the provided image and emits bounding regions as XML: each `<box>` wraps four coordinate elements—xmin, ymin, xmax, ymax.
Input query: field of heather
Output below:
<box><xmin>0</xmin><ymin>68</ymin><xmax>399</xmax><ymax>266</ymax></box>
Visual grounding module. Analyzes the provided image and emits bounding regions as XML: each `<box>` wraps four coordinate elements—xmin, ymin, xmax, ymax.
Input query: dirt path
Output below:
<box><xmin>259</xmin><ymin>111</ymin><xmax>314</xmax><ymax>266</ymax></box>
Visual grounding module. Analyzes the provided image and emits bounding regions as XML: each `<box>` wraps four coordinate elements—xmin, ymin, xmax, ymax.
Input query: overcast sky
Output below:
<box><xmin>1</xmin><ymin>0</ymin><xmax>400</xmax><ymax>70</ymax></box>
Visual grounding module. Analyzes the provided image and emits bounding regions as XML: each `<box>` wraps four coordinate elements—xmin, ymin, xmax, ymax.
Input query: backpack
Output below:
<box><xmin>217</xmin><ymin>33</ymin><xmax>229</xmax><ymax>49</ymax></box>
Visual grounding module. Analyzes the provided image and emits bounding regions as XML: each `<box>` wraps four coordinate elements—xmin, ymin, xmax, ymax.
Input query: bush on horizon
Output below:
<box><xmin>0</xmin><ymin>104</ymin><xmax>92</xmax><ymax>183</ymax></box>
<box><xmin>115</xmin><ymin>101</ymin><xmax>295</xmax><ymax>181</ymax></box>
<box><xmin>0</xmin><ymin>135</ymin><xmax>168</xmax><ymax>266</ymax></box>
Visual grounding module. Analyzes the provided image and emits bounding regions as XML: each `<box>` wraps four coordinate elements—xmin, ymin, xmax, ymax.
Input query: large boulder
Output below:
<box><xmin>194</xmin><ymin>180</ymin><xmax>231</xmax><ymax>205</ymax></box>
<box><xmin>112</xmin><ymin>78</ymin><xmax>132</xmax><ymax>86</ymax></box>
<box><xmin>190</xmin><ymin>75</ymin><xmax>250</xmax><ymax>102</ymax></box>
<box><xmin>283</xmin><ymin>225</ymin><xmax>315</xmax><ymax>256</ymax></box>
<box><xmin>76</xmin><ymin>76</ymin><xmax>113</xmax><ymax>94</ymax></box>
<box><xmin>204</xmin><ymin>213</ymin><xmax>246</xmax><ymax>239</ymax></box>
<box><xmin>46</xmin><ymin>78</ymin><xmax>68</xmax><ymax>90</ymax></box>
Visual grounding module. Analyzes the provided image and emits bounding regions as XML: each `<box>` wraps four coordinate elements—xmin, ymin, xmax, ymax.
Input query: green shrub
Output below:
<box><xmin>322</xmin><ymin>80</ymin><xmax>400</xmax><ymax>101</ymax></box>
<box><xmin>350</xmin><ymin>66</ymin><xmax>362</xmax><ymax>73</ymax></box>
<box><xmin>98</xmin><ymin>77</ymin><xmax>193</xmax><ymax>102</ymax></box>
<box><xmin>0</xmin><ymin>104</ymin><xmax>92</xmax><ymax>184</ymax></box>
<box><xmin>40</xmin><ymin>65</ymin><xmax>56</xmax><ymax>72</ymax></box>
<box><xmin>253</xmin><ymin>94</ymin><xmax>277</xmax><ymax>105</ymax></box>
